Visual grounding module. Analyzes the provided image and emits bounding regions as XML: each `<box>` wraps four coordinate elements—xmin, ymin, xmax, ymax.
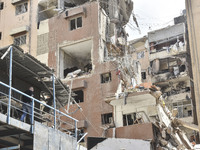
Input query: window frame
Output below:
<box><xmin>101</xmin><ymin>113</ymin><xmax>113</xmax><ymax>125</ymax></box>
<box><xmin>69</xmin><ymin>16</ymin><xmax>83</xmax><ymax>31</ymax></box>
<box><xmin>123</xmin><ymin>113</ymin><xmax>136</xmax><ymax>126</ymax></box>
<box><xmin>72</xmin><ymin>89</ymin><xmax>84</xmax><ymax>104</ymax></box>
<box><xmin>14</xmin><ymin>34</ymin><xmax>27</xmax><ymax>46</ymax></box>
<box><xmin>15</xmin><ymin>2</ymin><xmax>28</xmax><ymax>16</ymax></box>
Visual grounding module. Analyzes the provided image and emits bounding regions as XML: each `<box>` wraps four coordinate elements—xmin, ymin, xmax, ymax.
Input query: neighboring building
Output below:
<box><xmin>0</xmin><ymin>0</ymin><xmax>38</xmax><ymax>56</ymax></box>
<box><xmin>148</xmin><ymin>22</ymin><xmax>193</xmax><ymax>119</ymax></box>
<box><xmin>186</xmin><ymin>0</ymin><xmax>200</xmax><ymax>136</ymax></box>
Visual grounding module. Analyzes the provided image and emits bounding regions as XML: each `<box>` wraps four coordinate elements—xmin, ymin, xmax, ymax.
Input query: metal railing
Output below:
<box><xmin>0</xmin><ymin>81</ymin><xmax>78</xmax><ymax>138</ymax></box>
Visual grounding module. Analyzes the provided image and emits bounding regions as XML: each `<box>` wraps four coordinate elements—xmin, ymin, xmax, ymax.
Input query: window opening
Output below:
<box><xmin>101</xmin><ymin>113</ymin><xmax>113</xmax><ymax>125</ymax></box>
<box><xmin>0</xmin><ymin>2</ymin><xmax>4</xmax><ymax>10</ymax></box>
<box><xmin>72</xmin><ymin>90</ymin><xmax>84</xmax><ymax>104</ymax></box>
<box><xmin>77</xmin><ymin>17</ymin><xmax>82</xmax><ymax>28</ymax></box>
<box><xmin>101</xmin><ymin>72</ymin><xmax>111</xmax><ymax>83</ymax></box>
<box><xmin>141</xmin><ymin>72</ymin><xmax>146</xmax><ymax>80</ymax></box>
<box><xmin>14</xmin><ymin>35</ymin><xmax>26</xmax><ymax>46</ymax></box>
<box><xmin>16</xmin><ymin>3</ymin><xmax>28</xmax><ymax>15</ymax></box>
<box><xmin>70</xmin><ymin>17</ymin><xmax>82</xmax><ymax>31</ymax></box>
<box><xmin>123</xmin><ymin>113</ymin><xmax>136</xmax><ymax>126</ymax></box>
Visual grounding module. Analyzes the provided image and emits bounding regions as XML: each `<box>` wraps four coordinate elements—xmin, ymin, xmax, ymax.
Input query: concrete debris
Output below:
<box><xmin>66</xmin><ymin>69</ymin><xmax>82</xmax><ymax>78</ymax></box>
<box><xmin>150</xmin><ymin>85</ymin><xmax>194</xmax><ymax>149</ymax></box>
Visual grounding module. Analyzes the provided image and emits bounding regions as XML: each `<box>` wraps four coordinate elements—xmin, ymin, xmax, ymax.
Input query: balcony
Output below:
<box><xmin>149</xmin><ymin>44</ymin><xmax>186</xmax><ymax>61</ymax></box>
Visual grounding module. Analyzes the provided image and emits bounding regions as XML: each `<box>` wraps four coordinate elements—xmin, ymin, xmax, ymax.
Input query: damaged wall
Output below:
<box><xmin>148</xmin><ymin>22</ymin><xmax>193</xmax><ymax>121</ymax></box>
<box><xmin>129</xmin><ymin>36</ymin><xmax>151</xmax><ymax>83</ymax></box>
<box><xmin>39</xmin><ymin>1</ymin><xmax>121</xmax><ymax>141</ymax></box>
<box><xmin>110</xmin><ymin>92</ymin><xmax>157</xmax><ymax>127</ymax></box>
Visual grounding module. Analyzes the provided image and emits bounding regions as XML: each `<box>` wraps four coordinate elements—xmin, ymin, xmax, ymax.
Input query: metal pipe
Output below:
<box><xmin>0</xmin><ymin>81</ymin><xmax>78</xmax><ymax>122</ymax></box>
<box><xmin>53</xmin><ymin>75</ymin><xmax>56</xmax><ymax>129</ymax></box>
<box><xmin>75</xmin><ymin>120</ymin><xmax>77</xmax><ymax>139</ymax></box>
<box><xmin>7</xmin><ymin>46</ymin><xmax>13</xmax><ymax>124</ymax></box>
<box><xmin>77</xmin><ymin>132</ymin><xmax>88</xmax><ymax>144</ymax></box>
<box><xmin>67</xmin><ymin>80</ymin><xmax>73</xmax><ymax>113</ymax></box>
<box><xmin>31</xmin><ymin>100</ymin><xmax>35</xmax><ymax>133</ymax></box>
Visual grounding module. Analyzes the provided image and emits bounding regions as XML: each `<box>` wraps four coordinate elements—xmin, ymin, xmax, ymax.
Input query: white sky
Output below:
<box><xmin>126</xmin><ymin>0</ymin><xmax>185</xmax><ymax>41</ymax></box>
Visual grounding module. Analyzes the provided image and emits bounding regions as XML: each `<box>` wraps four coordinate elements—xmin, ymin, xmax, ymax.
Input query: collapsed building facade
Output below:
<box><xmin>0</xmin><ymin>0</ymin><xmax>197</xmax><ymax>149</ymax></box>
<box><xmin>148</xmin><ymin>22</ymin><xmax>193</xmax><ymax>120</ymax></box>
<box><xmin>0</xmin><ymin>0</ymin><xmax>135</xmax><ymax>148</ymax></box>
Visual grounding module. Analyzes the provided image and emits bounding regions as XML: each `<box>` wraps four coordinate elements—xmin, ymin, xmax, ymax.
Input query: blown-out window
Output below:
<box><xmin>101</xmin><ymin>113</ymin><xmax>113</xmax><ymax>125</ymax></box>
<box><xmin>101</xmin><ymin>72</ymin><xmax>111</xmax><ymax>83</ymax></box>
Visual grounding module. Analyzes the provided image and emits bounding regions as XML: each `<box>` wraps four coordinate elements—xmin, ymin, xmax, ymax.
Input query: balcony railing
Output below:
<box><xmin>0</xmin><ymin>81</ymin><xmax>78</xmax><ymax>138</ymax></box>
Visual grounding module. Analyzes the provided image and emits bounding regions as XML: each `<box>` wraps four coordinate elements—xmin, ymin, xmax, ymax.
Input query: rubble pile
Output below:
<box><xmin>150</xmin><ymin>85</ymin><xmax>193</xmax><ymax>150</ymax></box>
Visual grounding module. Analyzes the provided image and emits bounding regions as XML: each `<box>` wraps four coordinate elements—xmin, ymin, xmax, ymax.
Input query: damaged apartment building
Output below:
<box><xmin>0</xmin><ymin>0</ymin><xmax>195</xmax><ymax>149</ymax></box>
<box><xmin>36</xmin><ymin>0</ymin><xmax>134</xmax><ymax>145</ymax></box>
<box><xmin>148</xmin><ymin>21</ymin><xmax>193</xmax><ymax>120</ymax></box>
<box><xmin>128</xmin><ymin>17</ymin><xmax>193</xmax><ymax>121</ymax></box>
<box><xmin>0</xmin><ymin>0</ymin><xmax>135</xmax><ymax>147</ymax></box>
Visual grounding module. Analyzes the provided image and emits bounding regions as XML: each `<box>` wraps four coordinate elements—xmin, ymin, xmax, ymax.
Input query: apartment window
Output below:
<box><xmin>16</xmin><ymin>3</ymin><xmax>28</xmax><ymax>15</ymax></box>
<box><xmin>0</xmin><ymin>2</ymin><xmax>4</xmax><ymax>10</ymax></box>
<box><xmin>0</xmin><ymin>32</ymin><xmax>2</xmax><ymax>40</ymax></box>
<box><xmin>137</xmin><ymin>51</ymin><xmax>144</xmax><ymax>59</ymax></box>
<box><xmin>70</xmin><ymin>17</ymin><xmax>82</xmax><ymax>30</ymax></box>
<box><xmin>72</xmin><ymin>90</ymin><xmax>84</xmax><ymax>104</ymax></box>
<box><xmin>101</xmin><ymin>72</ymin><xmax>111</xmax><ymax>83</ymax></box>
<box><xmin>188</xmin><ymin>110</ymin><xmax>192</xmax><ymax>116</ymax></box>
<box><xmin>123</xmin><ymin>113</ymin><xmax>136</xmax><ymax>126</ymax></box>
<box><xmin>101</xmin><ymin>113</ymin><xmax>113</xmax><ymax>125</ymax></box>
<box><xmin>141</xmin><ymin>72</ymin><xmax>146</xmax><ymax>80</ymax></box>
<box><xmin>14</xmin><ymin>35</ymin><xmax>26</xmax><ymax>46</ymax></box>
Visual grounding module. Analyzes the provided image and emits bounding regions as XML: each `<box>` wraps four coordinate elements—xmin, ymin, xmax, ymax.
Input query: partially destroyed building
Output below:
<box><xmin>0</xmin><ymin>0</ymin><xmax>135</xmax><ymax>147</ymax></box>
<box><xmin>36</xmin><ymin>0</ymin><xmax>134</xmax><ymax>144</ymax></box>
<box><xmin>148</xmin><ymin>22</ymin><xmax>193</xmax><ymax>120</ymax></box>
<box><xmin>0</xmin><ymin>0</ymin><xmax>197</xmax><ymax>149</ymax></box>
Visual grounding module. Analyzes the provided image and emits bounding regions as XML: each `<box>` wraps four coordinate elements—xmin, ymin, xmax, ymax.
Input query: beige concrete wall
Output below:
<box><xmin>0</xmin><ymin>0</ymin><xmax>38</xmax><ymax>56</ymax></box>
<box><xmin>186</xmin><ymin>0</ymin><xmax>200</xmax><ymax>132</ymax></box>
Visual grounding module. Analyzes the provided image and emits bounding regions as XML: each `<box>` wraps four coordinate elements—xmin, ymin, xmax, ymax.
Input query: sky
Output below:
<box><xmin>126</xmin><ymin>0</ymin><xmax>185</xmax><ymax>41</ymax></box>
